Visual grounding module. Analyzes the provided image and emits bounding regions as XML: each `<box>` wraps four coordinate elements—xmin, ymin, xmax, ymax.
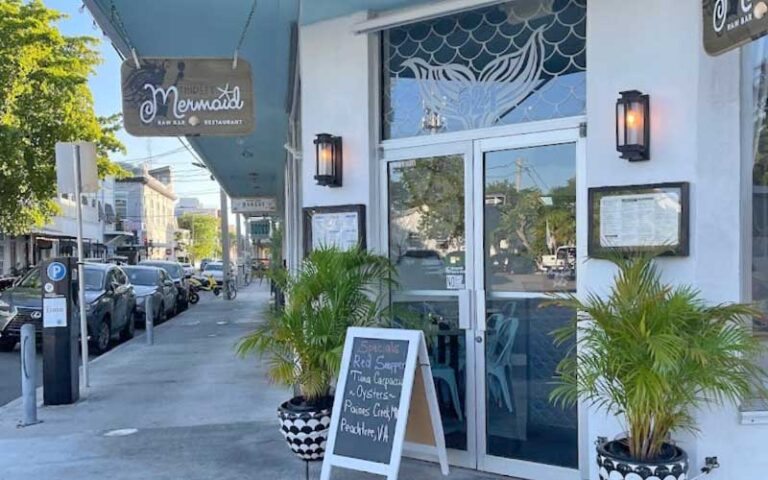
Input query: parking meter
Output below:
<box><xmin>41</xmin><ymin>257</ymin><xmax>79</xmax><ymax>405</ymax></box>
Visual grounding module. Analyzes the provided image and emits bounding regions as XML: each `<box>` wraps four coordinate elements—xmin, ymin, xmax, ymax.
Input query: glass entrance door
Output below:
<box><xmin>474</xmin><ymin>132</ymin><xmax>581</xmax><ymax>480</ymax></box>
<box><xmin>385</xmin><ymin>142</ymin><xmax>478</xmax><ymax>468</ymax></box>
<box><xmin>383</xmin><ymin>129</ymin><xmax>582</xmax><ymax>479</ymax></box>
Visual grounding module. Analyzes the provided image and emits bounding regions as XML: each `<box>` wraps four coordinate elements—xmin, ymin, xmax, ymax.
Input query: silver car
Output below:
<box><xmin>122</xmin><ymin>266</ymin><xmax>177</xmax><ymax>323</ymax></box>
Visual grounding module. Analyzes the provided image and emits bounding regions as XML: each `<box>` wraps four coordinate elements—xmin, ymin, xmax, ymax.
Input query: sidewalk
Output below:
<box><xmin>0</xmin><ymin>283</ymin><xmax>504</xmax><ymax>480</ymax></box>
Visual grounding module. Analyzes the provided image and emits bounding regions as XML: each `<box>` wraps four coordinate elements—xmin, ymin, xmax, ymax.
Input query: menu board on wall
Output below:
<box><xmin>320</xmin><ymin>328</ymin><xmax>448</xmax><ymax>480</ymax></box>
<box><xmin>304</xmin><ymin>205</ymin><xmax>366</xmax><ymax>254</ymax></box>
<box><xmin>588</xmin><ymin>183</ymin><xmax>690</xmax><ymax>256</ymax></box>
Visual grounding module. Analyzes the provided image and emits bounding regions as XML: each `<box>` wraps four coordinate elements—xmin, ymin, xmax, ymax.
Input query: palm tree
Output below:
<box><xmin>549</xmin><ymin>252</ymin><xmax>767</xmax><ymax>461</ymax></box>
<box><xmin>237</xmin><ymin>247</ymin><xmax>397</xmax><ymax>404</ymax></box>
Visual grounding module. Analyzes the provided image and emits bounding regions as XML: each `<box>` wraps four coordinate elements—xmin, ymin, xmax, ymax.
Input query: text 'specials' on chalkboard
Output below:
<box><xmin>321</xmin><ymin>328</ymin><xmax>448</xmax><ymax>480</ymax></box>
<box><xmin>333</xmin><ymin>338</ymin><xmax>408</xmax><ymax>464</ymax></box>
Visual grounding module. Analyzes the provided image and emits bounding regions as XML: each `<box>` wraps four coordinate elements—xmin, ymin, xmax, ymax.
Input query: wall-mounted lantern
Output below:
<box><xmin>314</xmin><ymin>133</ymin><xmax>342</xmax><ymax>187</ymax></box>
<box><xmin>616</xmin><ymin>90</ymin><xmax>650</xmax><ymax>161</ymax></box>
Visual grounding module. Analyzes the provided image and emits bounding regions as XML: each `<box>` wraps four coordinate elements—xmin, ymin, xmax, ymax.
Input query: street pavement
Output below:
<box><xmin>0</xmin><ymin>346</ymin><xmax>42</xmax><ymax>407</ymax></box>
<box><xmin>0</xmin><ymin>283</ymin><xmax>507</xmax><ymax>480</ymax></box>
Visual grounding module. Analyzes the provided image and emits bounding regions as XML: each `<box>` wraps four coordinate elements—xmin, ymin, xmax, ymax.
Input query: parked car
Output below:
<box><xmin>0</xmin><ymin>263</ymin><xmax>136</xmax><ymax>354</ymax></box>
<box><xmin>122</xmin><ymin>266</ymin><xmax>177</xmax><ymax>324</ymax></box>
<box><xmin>139</xmin><ymin>260</ymin><xmax>190</xmax><ymax>312</ymax></box>
<box><xmin>202</xmin><ymin>261</ymin><xmax>225</xmax><ymax>285</ymax></box>
<box><xmin>180</xmin><ymin>262</ymin><xmax>195</xmax><ymax>278</ymax></box>
<box><xmin>200</xmin><ymin>258</ymin><xmax>214</xmax><ymax>272</ymax></box>
<box><xmin>203</xmin><ymin>261</ymin><xmax>236</xmax><ymax>285</ymax></box>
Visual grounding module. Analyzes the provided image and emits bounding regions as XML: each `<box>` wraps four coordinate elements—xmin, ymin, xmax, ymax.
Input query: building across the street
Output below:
<box><xmin>175</xmin><ymin>197</ymin><xmax>220</xmax><ymax>218</ymax></box>
<box><xmin>87</xmin><ymin>1</ymin><xmax>768</xmax><ymax>479</ymax></box>
<box><xmin>0</xmin><ymin>177</ymin><xmax>119</xmax><ymax>275</ymax></box>
<box><xmin>114</xmin><ymin>164</ymin><xmax>178</xmax><ymax>263</ymax></box>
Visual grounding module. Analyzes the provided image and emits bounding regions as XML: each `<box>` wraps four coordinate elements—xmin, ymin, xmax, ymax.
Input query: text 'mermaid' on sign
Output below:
<box><xmin>121</xmin><ymin>58</ymin><xmax>254</xmax><ymax>136</ymax></box>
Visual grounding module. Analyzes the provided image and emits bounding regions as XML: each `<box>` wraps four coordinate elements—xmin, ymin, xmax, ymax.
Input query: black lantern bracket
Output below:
<box><xmin>314</xmin><ymin>133</ymin><xmax>343</xmax><ymax>188</ymax></box>
<box><xmin>616</xmin><ymin>90</ymin><xmax>650</xmax><ymax>162</ymax></box>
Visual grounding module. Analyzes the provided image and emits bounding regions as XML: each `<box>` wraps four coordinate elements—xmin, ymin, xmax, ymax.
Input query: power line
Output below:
<box><xmin>118</xmin><ymin>146</ymin><xmax>187</xmax><ymax>164</ymax></box>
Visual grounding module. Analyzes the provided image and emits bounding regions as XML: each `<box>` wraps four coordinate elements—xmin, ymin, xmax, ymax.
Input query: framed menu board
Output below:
<box><xmin>588</xmin><ymin>182</ymin><xmax>690</xmax><ymax>257</ymax></box>
<box><xmin>303</xmin><ymin>204</ymin><xmax>366</xmax><ymax>254</ymax></box>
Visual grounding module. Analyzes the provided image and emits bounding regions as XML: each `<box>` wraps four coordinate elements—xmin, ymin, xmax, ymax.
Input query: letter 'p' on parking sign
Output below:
<box><xmin>46</xmin><ymin>262</ymin><xmax>67</xmax><ymax>282</ymax></box>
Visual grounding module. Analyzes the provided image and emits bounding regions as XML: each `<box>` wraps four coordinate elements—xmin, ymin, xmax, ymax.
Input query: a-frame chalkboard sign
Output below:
<box><xmin>320</xmin><ymin>328</ymin><xmax>449</xmax><ymax>480</ymax></box>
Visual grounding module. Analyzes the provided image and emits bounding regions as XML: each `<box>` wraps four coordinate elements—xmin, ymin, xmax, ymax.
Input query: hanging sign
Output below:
<box><xmin>231</xmin><ymin>197</ymin><xmax>277</xmax><ymax>214</ymax></box>
<box><xmin>250</xmin><ymin>219</ymin><xmax>271</xmax><ymax>238</ymax></box>
<box><xmin>703</xmin><ymin>0</ymin><xmax>768</xmax><ymax>56</ymax></box>
<box><xmin>121</xmin><ymin>58</ymin><xmax>254</xmax><ymax>136</ymax></box>
<box><xmin>320</xmin><ymin>328</ymin><xmax>448</xmax><ymax>480</ymax></box>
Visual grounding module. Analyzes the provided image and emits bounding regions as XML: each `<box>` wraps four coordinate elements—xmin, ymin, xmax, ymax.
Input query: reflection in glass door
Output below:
<box><xmin>384</xmin><ymin>133</ymin><xmax>582</xmax><ymax>479</ymax></box>
<box><xmin>477</xmin><ymin>139</ymin><xmax>579</xmax><ymax>480</ymax></box>
<box><xmin>386</xmin><ymin>148</ymin><xmax>476</xmax><ymax>467</ymax></box>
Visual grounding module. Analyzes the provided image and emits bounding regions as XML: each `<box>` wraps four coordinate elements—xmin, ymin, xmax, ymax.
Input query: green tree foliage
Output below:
<box><xmin>390</xmin><ymin>156</ymin><xmax>465</xmax><ymax>246</ymax></box>
<box><xmin>390</xmin><ymin>152</ymin><xmax>575</xmax><ymax>269</ymax></box>
<box><xmin>550</xmin><ymin>253</ymin><xmax>767</xmax><ymax>461</ymax></box>
<box><xmin>177</xmin><ymin>213</ymin><xmax>221</xmax><ymax>262</ymax></box>
<box><xmin>485</xmin><ymin>177</ymin><xmax>575</xmax><ymax>260</ymax></box>
<box><xmin>0</xmin><ymin>0</ymin><xmax>126</xmax><ymax>235</ymax></box>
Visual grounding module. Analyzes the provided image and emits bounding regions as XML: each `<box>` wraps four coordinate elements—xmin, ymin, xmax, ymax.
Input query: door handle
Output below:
<box><xmin>476</xmin><ymin>289</ymin><xmax>487</xmax><ymax>332</ymax></box>
<box><xmin>458</xmin><ymin>289</ymin><xmax>471</xmax><ymax>330</ymax></box>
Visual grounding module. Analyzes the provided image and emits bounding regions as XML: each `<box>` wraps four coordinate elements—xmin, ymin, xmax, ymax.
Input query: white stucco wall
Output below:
<box><xmin>587</xmin><ymin>1</ymin><xmax>766</xmax><ymax>479</ymax></box>
<box><xmin>299</xmin><ymin>12</ymin><xmax>378</xmax><ymax>252</ymax></box>
<box><xmin>298</xmin><ymin>1</ymin><xmax>767</xmax><ymax>478</ymax></box>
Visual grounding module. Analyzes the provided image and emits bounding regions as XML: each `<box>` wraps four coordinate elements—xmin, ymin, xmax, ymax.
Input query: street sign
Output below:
<box><xmin>250</xmin><ymin>219</ymin><xmax>271</xmax><ymax>238</ymax></box>
<box><xmin>232</xmin><ymin>197</ymin><xmax>277</xmax><ymax>214</ymax></box>
<box><xmin>121</xmin><ymin>58</ymin><xmax>254</xmax><ymax>136</ymax></box>
<box><xmin>703</xmin><ymin>0</ymin><xmax>768</xmax><ymax>56</ymax></box>
<box><xmin>46</xmin><ymin>262</ymin><xmax>67</xmax><ymax>282</ymax></box>
<box><xmin>55</xmin><ymin>142</ymin><xmax>98</xmax><ymax>194</ymax></box>
<box><xmin>42</xmin><ymin>297</ymin><xmax>67</xmax><ymax>328</ymax></box>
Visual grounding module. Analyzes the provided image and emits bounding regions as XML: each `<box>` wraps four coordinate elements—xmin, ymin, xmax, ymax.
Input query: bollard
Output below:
<box><xmin>20</xmin><ymin>323</ymin><xmax>38</xmax><ymax>426</ymax></box>
<box><xmin>145</xmin><ymin>295</ymin><xmax>154</xmax><ymax>346</ymax></box>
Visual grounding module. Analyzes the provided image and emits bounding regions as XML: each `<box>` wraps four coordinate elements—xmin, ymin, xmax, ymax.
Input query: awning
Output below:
<box><xmin>85</xmin><ymin>0</ymin><xmax>443</xmax><ymax>204</ymax></box>
<box><xmin>31</xmin><ymin>228</ymin><xmax>76</xmax><ymax>240</ymax></box>
<box><xmin>86</xmin><ymin>0</ymin><xmax>301</xmax><ymax>202</ymax></box>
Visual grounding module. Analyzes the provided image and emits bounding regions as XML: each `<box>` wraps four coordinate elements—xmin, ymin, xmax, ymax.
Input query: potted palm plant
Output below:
<box><xmin>237</xmin><ymin>247</ymin><xmax>396</xmax><ymax>461</ymax></box>
<box><xmin>550</xmin><ymin>253</ymin><xmax>766</xmax><ymax>479</ymax></box>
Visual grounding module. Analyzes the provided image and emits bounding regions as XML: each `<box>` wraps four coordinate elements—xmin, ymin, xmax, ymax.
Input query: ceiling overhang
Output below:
<box><xmin>85</xmin><ymin>0</ymin><xmax>448</xmax><ymax>204</ymax></box>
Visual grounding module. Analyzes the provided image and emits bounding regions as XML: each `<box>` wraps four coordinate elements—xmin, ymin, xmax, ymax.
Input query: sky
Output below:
<box><xmin>44</xmin><ymin>0</ymin><xmax>223</xmax><ymax>210</ymax></box>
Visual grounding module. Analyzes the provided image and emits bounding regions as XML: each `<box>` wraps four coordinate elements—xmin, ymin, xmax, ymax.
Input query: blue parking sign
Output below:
<box><xmin>47</xmin><ymin>262</ymin><xmax>67</xmax><ymax>282</ymax></box>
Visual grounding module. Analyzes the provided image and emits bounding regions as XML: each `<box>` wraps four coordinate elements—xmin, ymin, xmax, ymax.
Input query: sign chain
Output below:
<box><xmin>233</xmin><ymin>0</ymin><xmax>258</xmax><ymax>69</ymax></box>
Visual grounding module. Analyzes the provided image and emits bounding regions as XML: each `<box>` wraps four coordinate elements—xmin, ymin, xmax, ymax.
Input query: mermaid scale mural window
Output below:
<box><xmin>382</xmin><ymin>0</ymin><xmax>587</xmax><ymax>139</ymax></box>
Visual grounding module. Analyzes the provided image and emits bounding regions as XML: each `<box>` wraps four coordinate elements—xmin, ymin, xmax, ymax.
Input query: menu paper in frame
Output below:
<box><xmin>588</xmin><ymin>183</ymin><xmax>689</xmax><ymax>256</ymax></box>
<box><xmin>304</xmin><ymin>205</ymin><xmax>366</xmax><ymax>255</ymax></box>
<box><xmin>311</xmin><ymin>212</ymin><xmax>359</xmax><ymax>251</ymax></box>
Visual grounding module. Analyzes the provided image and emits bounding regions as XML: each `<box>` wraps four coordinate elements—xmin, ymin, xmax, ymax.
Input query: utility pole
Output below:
<box><xmin>190</xmin><ymin>218</ymin><xmax>195</xmax><ymax>267</ymax></box>
<box><xmin>220</xmin><ymin>189</ymin><xmax>231</xmax><ymax>299</ymax></box>
<box><xmin>73</xmin><ymin>144</ymin><xmax>89</xmax><ymax>388</ymax></box>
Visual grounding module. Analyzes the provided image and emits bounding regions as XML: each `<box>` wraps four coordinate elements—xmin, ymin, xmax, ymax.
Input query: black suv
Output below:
<box><xmin>0</xmin><ymin>263</ymin><xmax>136</xmax><ymax>354</ymax></box>
<box><xmin>139</xmin><ymin>260</ymin><xmax>190</xmax><ymax>312</ymax></box>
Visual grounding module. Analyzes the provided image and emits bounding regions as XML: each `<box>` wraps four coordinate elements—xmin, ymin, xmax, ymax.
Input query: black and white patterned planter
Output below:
<box><xmin>278</xmin><ymin>397</ymin><xmax>332</xmax><ymax>461</ymax></box>
<box><xmin>597</xmin><ymin>440</ymin><xmax>689</xmax><ymax>480</ymax></box>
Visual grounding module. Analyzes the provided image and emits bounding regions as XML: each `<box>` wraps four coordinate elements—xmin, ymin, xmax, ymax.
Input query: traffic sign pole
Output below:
<box><xmin>73</xmin><ymin>144</ymin><xmax>90</xmax><ymax>388</ymax></box>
